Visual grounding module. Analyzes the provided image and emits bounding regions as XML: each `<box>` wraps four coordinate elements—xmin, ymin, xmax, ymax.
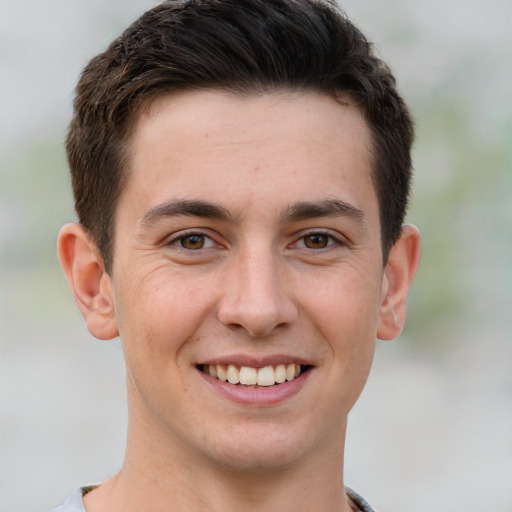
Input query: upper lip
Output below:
<box><xmin>196</xmin><ymin>354</ymin><xmax>313</xmax><ymax>368</ymax></box>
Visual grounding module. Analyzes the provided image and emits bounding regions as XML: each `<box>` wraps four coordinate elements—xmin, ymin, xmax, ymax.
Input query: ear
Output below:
<box><xmin>377</xmin><ymin>224</ymin><xmax>421</xmax><ymax>341</ymax></box>
<box><xmin>57</xmin><ymin>223</ymin><xmax>119</xmax><ymax>340</ymax></box>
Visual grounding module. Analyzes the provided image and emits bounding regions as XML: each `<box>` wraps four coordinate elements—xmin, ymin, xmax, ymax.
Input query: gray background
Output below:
<box><xmin>0</xmin><ymin>1</ymin><xmax>510</xmax><ymax>510</ymax></box>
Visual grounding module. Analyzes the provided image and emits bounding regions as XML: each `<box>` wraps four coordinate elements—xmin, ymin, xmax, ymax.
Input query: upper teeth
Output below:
<box><xmin>204</xmin><ymin>364</ymin><xmax>302</xmax><ymax>386</ymax></box>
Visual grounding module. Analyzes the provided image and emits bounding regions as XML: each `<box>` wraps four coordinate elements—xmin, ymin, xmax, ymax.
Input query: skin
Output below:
<box><xmin>58</xmin><ymin>90</ymin><xmax>420</xmax><ymax>512</ymax></box>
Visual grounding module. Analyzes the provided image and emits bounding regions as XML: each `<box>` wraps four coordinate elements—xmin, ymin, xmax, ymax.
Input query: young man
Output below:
<box><xmin>52</xmin><ymin>1</ymin><xmax>420</xmax><ymax>511</ymax></box>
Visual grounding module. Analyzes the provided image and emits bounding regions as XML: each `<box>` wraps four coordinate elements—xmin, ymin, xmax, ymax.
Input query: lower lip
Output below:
<box><xmin>199</xmin><ymin>369</ymin><xmax>312</xmax><ymax>406</ymax></box>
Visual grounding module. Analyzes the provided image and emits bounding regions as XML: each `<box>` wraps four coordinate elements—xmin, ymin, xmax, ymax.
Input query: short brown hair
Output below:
<box><xmin>67</xmin><ymin>0</ymin><xmax>414</xmax><ymax>273</ymax></box>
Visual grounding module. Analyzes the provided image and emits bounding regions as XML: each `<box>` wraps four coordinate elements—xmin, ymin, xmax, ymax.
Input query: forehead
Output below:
<box><xmin>121</xmin><ymin>90</ymin><xmax>378</xmax><ymax>225</ymax></box>
<box><xmin>137</xmin><ymin>89</ymin><xmax>369</xmax><ymax>153</ymax></box>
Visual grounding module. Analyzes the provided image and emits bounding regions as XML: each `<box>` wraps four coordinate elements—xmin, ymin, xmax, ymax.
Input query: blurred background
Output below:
<box><xmin>0</xmin><ymin>0</ymin><xmax>510</xmax><ymax>510</ymax></box>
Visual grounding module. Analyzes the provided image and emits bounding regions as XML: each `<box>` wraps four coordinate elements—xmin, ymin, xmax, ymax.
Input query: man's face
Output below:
<box><xmin>109</xmin><ymin>90</ymin><xmax>387</xmax><ymax>471</ymax></box>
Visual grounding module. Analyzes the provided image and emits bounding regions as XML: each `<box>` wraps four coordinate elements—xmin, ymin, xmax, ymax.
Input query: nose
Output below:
<box><xmin>216</xmin><ymin>247</ymin><xmax>298</xmax><ymax>337</ymax></box>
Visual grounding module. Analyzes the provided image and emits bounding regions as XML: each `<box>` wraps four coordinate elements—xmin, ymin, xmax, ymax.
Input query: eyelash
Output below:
<box><xmin>292</xmin><ymin>231</ymin><xmax>344</xmax><ymax>250</ymax></box>
<box><xmin>164</xmin><ymin>230</ymin><xmax>345</xmax><ymax>252</ymax></box>
<box><xmin>165</xmin><ymin>231</ymin><xmax>219</xmax><ymax>251</ymax></box>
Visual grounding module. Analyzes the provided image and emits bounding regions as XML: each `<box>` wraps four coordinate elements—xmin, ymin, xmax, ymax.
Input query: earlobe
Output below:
<box><xmin>57</xmin><ymin>223</ymin><xmax>119</xmax><ymax>340</ymax></box>
<box><xmin>377</xmin><ymin>224</ymin><xmax>421</xmax><ymax>341</ymax></box>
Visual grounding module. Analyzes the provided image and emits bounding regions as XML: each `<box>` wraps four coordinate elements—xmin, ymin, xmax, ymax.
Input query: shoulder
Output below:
<box><xmin>346</xmin><ymin>487</ymin><xmax>378</xmax><ymax>512</ymax></box>
<box><xmin>47</xmin><ymin>485</ymin><xmax>98</xmax><ymax>512</ymax></box>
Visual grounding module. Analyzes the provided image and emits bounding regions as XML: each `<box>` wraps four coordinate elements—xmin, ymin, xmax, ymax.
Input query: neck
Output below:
<box><xmin>85</xmin><ymin>393</ymin><xmax>354</xmax><ymax>512</ymax></box>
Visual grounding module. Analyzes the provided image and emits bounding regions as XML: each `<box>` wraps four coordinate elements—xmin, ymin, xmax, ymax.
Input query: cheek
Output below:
<box><xmin>113</xmin><ymin>267</ymin><xmax>217</xmax><ymax>360</ymax></box>
<box><xmin>305</xmin><ymin>265</ymin><xmax>384</xmax><ymax>336</ymax></box>
<box><xmin>113</xmin><ymin>271</ymin><xmax>216</xmax><ymax>415</ymax></box>
<box><xmin>303</xmin><ymin>266</ymin><xmax>381</xmax><ymax>391</ymax></box>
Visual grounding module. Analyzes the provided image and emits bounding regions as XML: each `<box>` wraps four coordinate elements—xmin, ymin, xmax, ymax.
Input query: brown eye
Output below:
<box><xmin>180</xmin><ymin>234</ymin><xmax>205</xmax><ymax>250</ymax></box>
<box><xmin>303</xmin><ymin>234</ymin><xmax>329</xmax><ymax>249</ymax></box>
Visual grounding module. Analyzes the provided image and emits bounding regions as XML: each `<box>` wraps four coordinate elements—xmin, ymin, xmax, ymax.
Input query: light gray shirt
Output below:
<box><xmin>48</xmin><ymin>485</ymin><xmax>377</xmax><ymax>511</ymax></box>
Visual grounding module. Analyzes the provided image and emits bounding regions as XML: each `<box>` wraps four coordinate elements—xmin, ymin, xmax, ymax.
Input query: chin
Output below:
<box><xmin>199</xmin><ymin>423</ymin><xmax>323</xmax><ymax>474</ymax></box>
<box><xmin>208</xmin><ymin>447</ymin><xmax>301</xmax><ymax>474</ymax></box>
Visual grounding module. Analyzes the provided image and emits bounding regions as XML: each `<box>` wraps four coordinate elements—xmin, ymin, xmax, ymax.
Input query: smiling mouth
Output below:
<box><xmin>198</xmin><ymin>364</ymin><xmax>311</xmax><ymax>387</ymax></box>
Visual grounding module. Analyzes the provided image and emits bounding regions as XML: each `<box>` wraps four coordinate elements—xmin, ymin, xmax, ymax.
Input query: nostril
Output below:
<box><xmin>226</xmin><ymin>323</ymin><xmax>245</xmax><ymax>333</ymax></box>
<box><xmin>217</xmin><ymin>290</ymin><xmax>299</xmax><ymax>337</ymax></box>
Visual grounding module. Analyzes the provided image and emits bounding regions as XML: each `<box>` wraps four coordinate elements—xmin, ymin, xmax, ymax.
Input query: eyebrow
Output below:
<box><xmin>140</xmin><ymin>199</ymin><xmax>236</xmax><ymax>228</ymax></box>
<box><xmin>140</xmin><ymin>197</ymin><xmax>365</xmax><ymax>229</ymax></box>
<box><xmin>283</xmin><ymin>199</ymin><xmax>366</xmax><ymax>224</ymax></box>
